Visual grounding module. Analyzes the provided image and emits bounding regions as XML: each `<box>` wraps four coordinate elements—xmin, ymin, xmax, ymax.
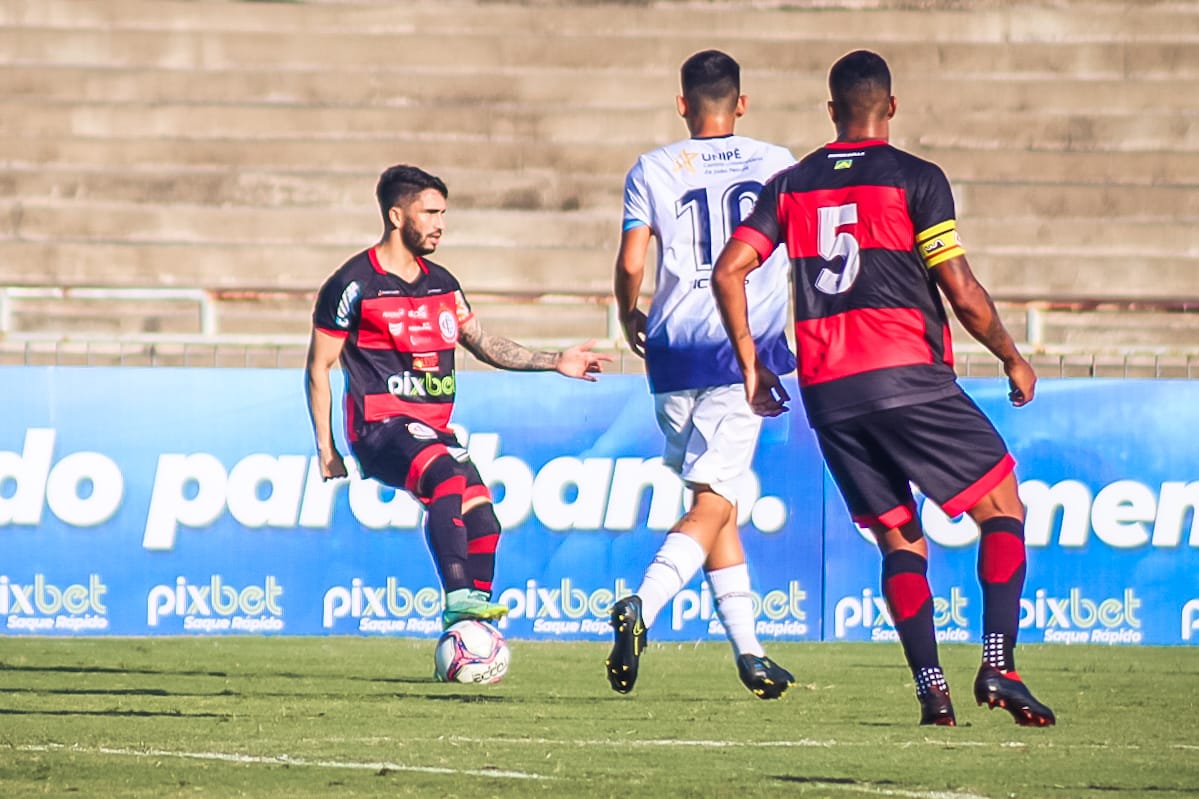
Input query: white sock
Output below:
<box><xmin>707</xmin><ymin>563</ymin><xmax>764</xmax><ymax>658</ymax></box>
<box><xmin>637</xmin><ymin>532</ymin><xmax>707</xmax><ymax>628</ymax></box>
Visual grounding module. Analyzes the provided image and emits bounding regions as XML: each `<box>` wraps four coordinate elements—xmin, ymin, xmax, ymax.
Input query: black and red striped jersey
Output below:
<box><xmin>731</xmin><ymin>139</ymin><xmax>967</xmax><ymax>426</ymax></box>
<box><xmin>313</xmin><ymin>247</ymin><xmax>472</xmax><ymax>440</ymax></box>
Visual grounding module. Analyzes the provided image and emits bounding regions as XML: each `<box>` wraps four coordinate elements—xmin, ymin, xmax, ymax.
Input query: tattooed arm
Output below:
<box><xmin>458</xmin><ymin>315</ymin><xmax>612</xmax><ymax>380</ymax></box>
<box><xmin>933</xmin><ymin>254</ymin><xmax>1035</xmax><ymax>406</ymax></box>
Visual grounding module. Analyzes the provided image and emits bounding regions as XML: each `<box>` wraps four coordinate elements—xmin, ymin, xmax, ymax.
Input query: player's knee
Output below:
<box><xmin>419</xmin><ymin>455</ymin><xmax>469</xmax><ymax>501</ymax></box>
<box><xmin>464</xmin><ymin>503</ymin><xmax>501</xmax><ymax>537</ymax></box>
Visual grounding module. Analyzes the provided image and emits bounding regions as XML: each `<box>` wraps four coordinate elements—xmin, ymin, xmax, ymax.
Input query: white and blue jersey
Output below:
<box><xmin>623</xmin><ymin>135</ymin><xmax>797</xmax><ymax>393</ymax></box>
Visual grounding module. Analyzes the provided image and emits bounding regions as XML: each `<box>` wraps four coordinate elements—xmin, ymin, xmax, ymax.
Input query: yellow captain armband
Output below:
<box><xmin>916</xmin><ymin>219</ymin><xmax>966</xmax><ymax>268</ymax></box>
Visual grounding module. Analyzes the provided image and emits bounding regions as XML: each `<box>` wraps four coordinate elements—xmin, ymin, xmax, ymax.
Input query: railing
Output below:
<box><xmin>2</xmin><ymin>285</ymin><xmax>1198</xmax><ymax>376</ymax></box>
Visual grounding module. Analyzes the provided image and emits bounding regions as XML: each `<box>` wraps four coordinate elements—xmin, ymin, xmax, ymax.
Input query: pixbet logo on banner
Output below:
<box><xmin>146</xmin><ymin>575</ymin><xmax>284</xmax><ymax>633</ymax></box>
<box><xmin>1</xmin><ymin>573</ymin><xmax>109</xmax><ymax>632</ymax></box>
<box><xmin>833</xmin><ymin>586</ymin><xmax>971</xmax><ymax>641</ymax></box>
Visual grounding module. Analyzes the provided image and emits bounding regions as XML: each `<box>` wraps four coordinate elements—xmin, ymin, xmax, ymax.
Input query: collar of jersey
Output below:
<box><xmin>825</xmin><ymin>139</ymin><xmax>888</xmax><ymax>150</ymax></box>
<box><xmin>369</xmin><ymin>246</ymin><xmax>428</xmax><ymax>277</ymax></box>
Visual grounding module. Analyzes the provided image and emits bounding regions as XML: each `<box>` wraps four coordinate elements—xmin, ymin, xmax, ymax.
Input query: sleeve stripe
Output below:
<box><xmin>622</xmin><ymin>218</ymin><xmax>648</xmax><ymax>231</ymax></box>
<box><xmin>916</xmin><ymin>219</ymin><xmax>957</xmax><ymax>245</ymax></box>
<box><xmin>924</xmin><ymin>245</ymin><xmax>966</xmax><ymax>268</ymax></box>
<box><xmin>731</xmin><ymin>226</ymin><xmax>777</xmax><ymax>264</ymax></box>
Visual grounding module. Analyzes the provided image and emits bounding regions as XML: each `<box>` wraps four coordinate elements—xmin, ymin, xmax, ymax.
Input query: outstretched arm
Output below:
<box><xmin>932</xmin><ymin>255</ymin><xmax>1035</xmax><ymax>406</ymax></box>
<box><xmin>712</xmin><ymin>239</ymin><xmax>790</xmax><ymax>417</ymax></box>
<box><xmin>458</xmin><ymin>316</ymin><xmax>613</xmax><ymax>381</ymax></box>
<box><xmin>305</xmin><ymin>328</ymin><xmax>349</xmax><ymax>480</ymax></box>
<box><xmin>613</xmin><ymin>225</ymin><xmax>652</xmax><ymax>358</ymax></box>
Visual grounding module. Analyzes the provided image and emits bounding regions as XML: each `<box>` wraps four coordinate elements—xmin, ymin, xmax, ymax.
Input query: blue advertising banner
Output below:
<box><xmin>0</xmin><ymin>367</ymin><xmax>823</xmax><ymax>643</ymax></box>
<box><xmin>822</xmin><ymin>379</ymin><xmax>1199</xmax><ymax>647</ymax></box>
<box><xmin>1</xmin><ymin>368</ymin><xmax>1195</xmax><ymax>644</ymax></box>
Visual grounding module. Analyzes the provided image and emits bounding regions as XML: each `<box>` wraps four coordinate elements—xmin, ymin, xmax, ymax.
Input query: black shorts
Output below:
<box><xmin>352</xmin><ymin>417</ymin><xmax>489</xmax><ymax>506</ymax></box>
<box><xmin>815</xmin><ymin>392</ymin><xmax>1014</xmax><ymax>529</ymax></box>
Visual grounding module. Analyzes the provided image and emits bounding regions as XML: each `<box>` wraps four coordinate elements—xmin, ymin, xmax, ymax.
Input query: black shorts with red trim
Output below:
<box><xmin>814</xmin><ymin>391</ymin><xmax>1014</xmax><ymax>529</ymax></box>
<box><xmin>351</xmin><ymin>416</ymin><xmax>490</xmax><ymax>506</ymax></box>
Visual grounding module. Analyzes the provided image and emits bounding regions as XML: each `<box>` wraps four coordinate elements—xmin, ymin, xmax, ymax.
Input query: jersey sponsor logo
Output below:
<box><xmin>335</xmin><ymin>281</ymin><xmax>361</xmax><ymax>329</ymax></box>
<box><xmin>672</xmin><ymin>149</ymin><xmax>699</xmax><ymax>173</ymax></box>
<box><xmin>827</xmin><ymin>150</ymin><xmax>865</xmax><ymax>158</ymax></box>
<box><xmin>406</xmin><ymin>422</ymin><xmax>437</xmax><ymax>440</ymax></box>
<box><xmin>387</xmin><ymin>322</ymin><xmax>405</xmax><ymax>336</ymax></box>
<box><xmin>408</xmin><ymin>304</ymin><xmax>429</xmax><ymax>320</ymax></box>
<box><xmin>701</xmin><ymin>147</ymin><xmax>743</xmax><ymax>163</ymax></box>
<box><xmin>438</xmin><ymin>310</ymin><xmax>458</xmax><ymax>342</ymax></box>
<box><xmin>412</xmin><ymin>353</ymin><xmax>440</xmax><ymax>372</ymax></box>
<box><xmin>387</xmin><ymin>372</ymin><xmax>455</xmax><ymax>399</ymax></box>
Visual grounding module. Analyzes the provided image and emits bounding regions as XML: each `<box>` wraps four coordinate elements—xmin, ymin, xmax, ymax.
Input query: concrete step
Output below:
<box><xmin>2</xmin><ymin>238</ymin><xmax>1195</xmax><ymax>299</ymax></box>
<box><xmin>5</xmin><ymin>199</ymin><xmax>1196</xmax><ymax>254</ymax></box>
<box><xmin>6</xmin><ymin>64</ymin><xmax>1199</xmax><ymax>116</ymax></box>
<box><xmin>4</xmin><ymin>26</ymin><xmax>1197</xmax><ymax>79</ymax></box>
<box><xmin>5</xmin><ymin>0</ymin><xmax>1195</xmax><ymax>42</ymax></box>
<box><xmin>6</xmin><ymin>139</ymin><xmax>1198</xmax><ymax>189</ymax></box>
<box><xmin>3</xmin><ymin>100</ymin><xmax>1196</xmax><ymax>154</ymax></box>
<box><xmin>0</xmin><ymin>164</ymin><xmax>622</xmax><ymax>213</ymax></box>
<box><xmin>3</xmin><ymin>296</ymin><xmax>206</xmax><ymax>336</ymax></box>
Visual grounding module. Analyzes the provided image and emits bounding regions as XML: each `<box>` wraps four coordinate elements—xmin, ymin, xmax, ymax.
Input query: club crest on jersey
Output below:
<box><xmin>407</xmin><ymin>422</ymin><xmax>437</xmax><ymax>440</ymax></box>
<box><xmin>335</xmin><ymin>281</ymin><xmax>361</xmax><ymax>328</ymax></box>
<box><xmin>438</xmin><ymin>310</ymin><xmax>458</xmax><ymax>342</ymax></box>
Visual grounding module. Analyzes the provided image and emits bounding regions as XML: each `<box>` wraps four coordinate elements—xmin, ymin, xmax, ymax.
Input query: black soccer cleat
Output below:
<box><xmin>736</xmin><ymin>654</ymin><xmax>795</xmax><ymax>700</ymax></box>
<box><xmin>918</xmin><ymin>685</ymin><xmax>957</xmax><ymax>726</ymax></box>
<box><xmin>606</xmin><ymin>595</ymin><xmax>647</xmax><ymax>694</ymax></box>
<box><xmin>974</xmin><ymin>665</ymin><xmax>1056</xmax><ymax>727</ymax></box>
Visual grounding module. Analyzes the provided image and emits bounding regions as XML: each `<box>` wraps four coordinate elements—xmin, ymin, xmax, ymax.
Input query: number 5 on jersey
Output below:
<box><xmin>815</xmin><ymin>202</ymin><xmax>861</xmax><ymax>295</ymax></box>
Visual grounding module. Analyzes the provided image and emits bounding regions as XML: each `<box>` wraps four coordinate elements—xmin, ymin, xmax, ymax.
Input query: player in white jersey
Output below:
<box><xmin>607</xmin><ymin>50</ymin><xmax>798</xmax><ymax>699</ymax></box>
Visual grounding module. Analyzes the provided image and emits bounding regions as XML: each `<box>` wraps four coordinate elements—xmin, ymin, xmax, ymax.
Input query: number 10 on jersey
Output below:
<box><xmin>676</xmin><ymin>180</ymin><xmax>763</xmax><ymax>286</ymax></box>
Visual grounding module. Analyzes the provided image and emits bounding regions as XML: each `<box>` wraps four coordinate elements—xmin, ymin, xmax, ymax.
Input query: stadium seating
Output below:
<box><xmin>1</xmin><ymin>0</ymin><xmax>1196</xmax><ymax>374</ymax></box>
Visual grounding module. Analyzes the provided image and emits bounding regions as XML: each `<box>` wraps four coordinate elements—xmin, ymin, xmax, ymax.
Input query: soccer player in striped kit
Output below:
<box><xmin>607</xmin><ymin>50</ymin><xmax>798</xmax><ymax>699</ymax></box>
<box><xmin>713</xmin><ymin>51</ymin><xmax>1054</xmax><ymax>726</ymax></box>
<box><xmin>306</xmin><ymin>164</ymin><xmax>611</xmax><ymax>631</ymax></box>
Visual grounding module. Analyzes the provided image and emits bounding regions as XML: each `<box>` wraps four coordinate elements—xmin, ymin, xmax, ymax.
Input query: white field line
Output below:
<box><xmin>444</xmin><ymin>734</ymin><xmax>1183</xmax><ymax>752</ymax></box>
<box><xmin>807</xmin><ymin>785</ymin><xmax>993</xmax><ymax>799</ymax></box>
<box><xmin>15</xmin><ymin>743</ymin><xmax>550</xmax><ymax>781</ymax></box>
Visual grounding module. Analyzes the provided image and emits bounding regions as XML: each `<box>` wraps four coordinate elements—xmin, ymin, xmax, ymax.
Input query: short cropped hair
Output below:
<box><xmin>828</xmin><ymin>50</ymin><xmax>892</xmax><ymax>117</ymax></box>
<box><xmin>376</xmin><ymin>164</ymin><xmax>448</xmax><ymax>219</ymax></box>
<box><xmin>680</xmin><ymin>50</ymin><xmax>741</xmax><ymax>110</ymax></box>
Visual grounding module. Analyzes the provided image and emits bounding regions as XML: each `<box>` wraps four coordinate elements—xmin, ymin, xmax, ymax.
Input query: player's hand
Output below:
<box><xmin>556</xmin><ymin>339</ymin><xmax>615</xmax><ymax>382</ymax></box>
<box><xmin>746</xmin><ymin>364</ymin><xmax>790</xmax><ymax>417</ymax></box>
<box><xmin>1005</xmin><ymin>357</ymin><xmax>1036</xmax><ymax>406</ymax></box>
<box><xmin>620</xmin><ymin>309</ymin><xmax>647</xmax><ymax>359</ymax></box>
<box><xmin>320</xmin><ymin>449</ymin><xmax>348</xmax><ymax>481</ymax></box>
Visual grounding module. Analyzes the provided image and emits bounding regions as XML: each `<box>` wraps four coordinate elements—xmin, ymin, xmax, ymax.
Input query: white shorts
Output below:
<box><xmin>654</xmin><ymin>383</ymin><xmax>762</xmax><ymax>504</ymax></box>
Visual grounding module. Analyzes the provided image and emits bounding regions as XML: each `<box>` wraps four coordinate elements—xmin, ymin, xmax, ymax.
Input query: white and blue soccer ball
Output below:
<box><xmin>434</xmin><ymin>620</ymin><xmax>510</xmax><ymax>684</ymax></box>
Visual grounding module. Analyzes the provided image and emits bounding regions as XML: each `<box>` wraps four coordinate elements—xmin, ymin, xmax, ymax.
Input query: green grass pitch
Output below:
<box><xmin>1</xmin><ymin>638</ymin><xmax>1195</xmax><ymax>798</ymax></box>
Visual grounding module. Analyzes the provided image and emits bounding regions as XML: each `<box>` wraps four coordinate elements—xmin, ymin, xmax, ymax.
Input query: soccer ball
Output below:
<box><xmin>434</xmin><ymin>620</ymin><xmax>510</xmax><ymax>684</ymax></box>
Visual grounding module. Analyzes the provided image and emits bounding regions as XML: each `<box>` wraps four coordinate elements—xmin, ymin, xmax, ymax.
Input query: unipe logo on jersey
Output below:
<box><xmin>336</xmin><ymin>281</ymin><xmax>361</xmax><ymax>329</ymax></box>
<box><xmin>438</xmin><ymin>310</ymin><xmax>458</xmax><ymax>342</ymax></box>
